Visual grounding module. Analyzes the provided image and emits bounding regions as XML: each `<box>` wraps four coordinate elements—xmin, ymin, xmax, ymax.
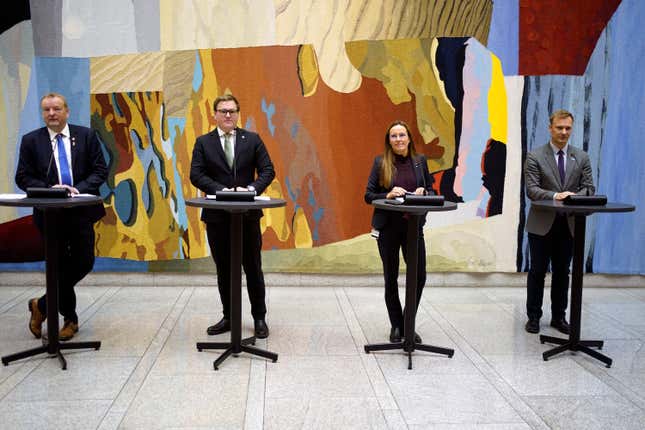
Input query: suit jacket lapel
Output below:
<box><xmin>412</xmin><ymin>157</ymin><xmax>423</xmax><ymax>188</ymax></box>
<box><xmin>69</xmin><ymin>127</ymin><xmax>78</xmax><ymax>175</ymax></box>
<box><xmin>563</xmin><ymin>147</ymin><xmax>578</xmax><ymax>189</ymax></box>
<box><xmin>41</xmin><ymin>128</ymin><xmax>59</xmax><ymax>184</ymax></box>
<box><xmin>211</xmin><ymin>130</ymin><xmax>231</xmax><ymax>172</ymax></box>
<box><xmin>234</xmin><ymin>129</ymin><xmax>247</xmax><ymax>167</ymax></box>
<box><xmin>542</xmin><ymin>144</ymin><xmax>563</xmax><ymax>188</ymax></box>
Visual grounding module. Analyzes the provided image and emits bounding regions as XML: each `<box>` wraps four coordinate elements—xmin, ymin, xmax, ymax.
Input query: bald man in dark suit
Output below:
<box><xmin>524</xmin><ymin>109</ymin><xmax>595</xmax><ymax>334</ymax></box>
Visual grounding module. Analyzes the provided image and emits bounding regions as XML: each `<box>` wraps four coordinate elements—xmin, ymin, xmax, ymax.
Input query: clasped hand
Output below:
<box><xmin>386</xmin><ymin>186</ymin><xmax>425</xmax><ymax>199</ymax></box>
<box><xmin>222</xmin><ymin>186</ymin><xmax>250</xmax><ymax>191</ymax></box>
<box><xmin>53</xmin><ymin>184</ymin><xmax>79</xmax><ymax>195</ymax></box>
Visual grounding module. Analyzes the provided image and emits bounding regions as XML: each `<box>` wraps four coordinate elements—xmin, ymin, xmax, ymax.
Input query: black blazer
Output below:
<box><xmin>364</xmin><ymin>154</ymin><xmax>435</xmax><ymax>230</ymax></box>
<box><xmin>190</xmin><ymin>127</ymin><xmax>275</xmax><ymax>223</ymax></box>
<box><xmin>15</xmin><ymin>124</ymin><xmax>108</xmax><ymax>226</ymax></box>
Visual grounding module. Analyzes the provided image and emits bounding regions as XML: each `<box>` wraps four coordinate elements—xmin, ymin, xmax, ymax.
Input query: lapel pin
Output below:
<box><xmin>71</xmin><ymin>137</ymin><xmax>76</xmax><ymax>147</ymax></box>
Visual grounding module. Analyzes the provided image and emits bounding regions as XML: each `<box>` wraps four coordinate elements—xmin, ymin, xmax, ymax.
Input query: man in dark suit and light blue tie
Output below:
<box><xmin>15</xmin><ymin>92</ymin><xmax>107</xmax><ymax>341</ymax></box>
<box><xmin>190</xmin><ymin>94</ymin><xmax>275</xmax><ymax>339</ymax></box>
<box><xmin>524</xmin><ymin>110</ymin><xmax>595</xmax><ymax>334</ymax></box>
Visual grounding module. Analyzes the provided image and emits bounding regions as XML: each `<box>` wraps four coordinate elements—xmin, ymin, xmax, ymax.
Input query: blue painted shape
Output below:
<box><xmin>487</xmin><ymin>0</ymin><xmax>518</xmax><ymax>75</ymax></box>
<box><xmin>460</xmin><ymin>38</ymin><xmax>492</xmax><ymax>203</ymax></box>
<box><xmin>245</xmin><ymin>116</ymin><xmax>256</xmax><ymax>131</ymax></box>
<box><xmin>192</xmin><ymin>51</ymin><xmax>203</xmax><ymax>92</ymax></box>
<box><xmin>284</xmin><ymin>176</ymin><xmax>299</xmax><ymax>201</ymax></box>
<box><xmin>290</xmin><ymin>122</ymin><xmax>300</xmax><ymax>139</ymax></box>
<box><xmin>114</xmin><ymin>179</ymin><xmax>137</xmax><ymax>226</ymax></box>
<box><xmin>93</xmin><ymin>257</ymin><xmax>148</xmax><ymax>272</ymax></box>
<box><xmin>167</xmin><ymin>117</ymin><xmax>189</xmax><ymax>232</ymax></box>
<box><xmin>261</xmin><ymin>98</ymin><xmax>276</xmax><ymax>136</ymax></box>
<box><xmin>34</xmin><ymin>57</ymin><xmax>91</xmax><ymax>126</ymax></box>
<box><xmin>0</xmin><ymin>262</ymin><xmax>45</xmax><ymax>271</ymax></box>
<box><xmin>591</xmin><ymin>0</ymin><xmax>645</xmax><ymax>274</ymax></box>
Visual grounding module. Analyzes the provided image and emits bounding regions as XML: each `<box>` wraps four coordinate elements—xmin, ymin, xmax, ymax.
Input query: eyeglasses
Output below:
<box><xmin>216</xmin><ymin>109</ymin><xmax>239</xmax><ymax>115</ymax></box>
<box><xmin>389</xmin><ymin>133</ymin><xmax>408</xmax><ymax>139</ymax></box>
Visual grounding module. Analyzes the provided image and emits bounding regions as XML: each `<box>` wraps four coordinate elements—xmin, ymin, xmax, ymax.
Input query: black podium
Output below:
<box><xmin>531</xmin><ymin>200</ymin><xmax>635</xmax><ymax>368</ymax></box>
<box><xmin>364</xmin><ymin>199</ymin><xmax>457</xmax><ymax>369</ymax></box>
<box><xmin>1</xmin><ymin>195</ymin><xmax>103</xmax><ymax>369</ymax></box>
<box><xmin>186</xmin><ymin>197</ymin><xmax>285</xmax><ymax>370</ymax></box>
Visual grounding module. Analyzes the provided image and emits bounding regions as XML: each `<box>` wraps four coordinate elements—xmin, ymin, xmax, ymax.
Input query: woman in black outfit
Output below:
<box><xmin>364</xmin><ymin>120</ymin><xmax>435</xmax><ymax>343</ymax></box>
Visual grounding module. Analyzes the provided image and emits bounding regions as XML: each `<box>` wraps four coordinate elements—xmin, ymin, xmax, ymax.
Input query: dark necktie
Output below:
<box><xmin>557</xmin><ymin>150</ymin><xmax>565</xmax><ymax>184</ymax></box>
<box><xmin>56</xmin><ymin>133</ymin><xmax>72</xmax><ymax>185</ymax></box>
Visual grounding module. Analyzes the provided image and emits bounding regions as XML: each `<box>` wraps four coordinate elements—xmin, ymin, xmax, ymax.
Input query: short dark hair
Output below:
<box><xmin>549</xmin><ymin>109</ymin><xmax>574</xmax><ymax>124</ymax></box>
<box><xmin>213</xmin><ymin>94</ymin><xmax>240</xmax><ymax>112</ymax></box>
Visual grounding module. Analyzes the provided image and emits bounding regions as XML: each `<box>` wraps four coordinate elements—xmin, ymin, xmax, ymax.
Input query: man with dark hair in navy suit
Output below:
<box><xmin>524</xmin><ymin>110</ymin><xmax>595</xmax><ymax>335</ymax></box>
<box><xmin>190</xmin><ymin>94</ymin><xmax>275</xmax><ymax>339</ymax></box>
<box><xmin>15</xmin><ymin>92</ymin><xmax>107</xmax><ymax>341</ymax></box>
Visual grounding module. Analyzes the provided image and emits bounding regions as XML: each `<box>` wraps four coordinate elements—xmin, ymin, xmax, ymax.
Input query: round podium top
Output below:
<box><xmin>531</xmin><ymin>200</ymin><xmax>635</xmax><ymax>215</ymax></box>
<box><xmin>372</xmin><ymin>199</ymin><xmax>458</xmax><ymax>214</ymax></box>
<box><xmin>186</xmin><ymin>197</ymin><xmax>286</xmax><ymax>211</ymax></box>
<box><xmin>0</xmin><ymin>195</ymin><xmax>102</xmax><ymax>209</ymax></box>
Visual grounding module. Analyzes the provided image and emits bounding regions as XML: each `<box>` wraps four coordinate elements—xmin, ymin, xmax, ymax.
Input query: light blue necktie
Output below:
<box><xmin>56</xmin><ymin>133</ymin><xmax>72</xmax><ymax>185</ymax></box>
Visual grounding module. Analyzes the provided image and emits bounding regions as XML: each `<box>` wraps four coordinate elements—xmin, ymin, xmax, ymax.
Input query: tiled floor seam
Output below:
<box><xmin>95</xmin><ymin>286</ymin><xmax>193</xmax><ymax>430</ymax></box>
<box><xmin>335</xmin><ymin>287</ymin><xmax>407</xmax><ymax>428</ymax></box>
<box><xmin>0</xmin><ymin>286</ymin><xmax>41</xmax><ymax>314</ymax></box>
<box><xmin>572</xmin><ymin>356</ymin><xmax>645</xmax><ymax>411</ymax></box>
<box><xmin>424</xmin><ymin>301</ymin><xmax>552</xmax><ymax>430</ymax></box>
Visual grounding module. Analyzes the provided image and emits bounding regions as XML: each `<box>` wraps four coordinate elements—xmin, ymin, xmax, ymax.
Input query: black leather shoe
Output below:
<box><xmin>254</xmin><ymin>319</ymin><xmax>269</xmax><ymax>339</ymax></box>
<box><xmin>525</xmin><ymin>319</ymin><xmax>540</xmax><ymax>334</ymax></box>
<box><xmin>206</xmin><ymin>318</ymin><xmax>230</xmax><ymax>335</ymax></box>
<box><xmin>550</xmin><ymin>319</ymin><xmax>570</xmax><ymax>335</ymax></box>
<box><xmin>389</xmin><ymin>327</ymin><xmax>402</xmax><ymax>343</ymax></box>
<box><xmin>413</xmin><ymin>332</ymin><xmax>422</xmax><ymax>343</ymax></box>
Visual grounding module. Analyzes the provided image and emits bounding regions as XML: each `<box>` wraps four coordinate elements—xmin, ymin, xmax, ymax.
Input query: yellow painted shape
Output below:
<box><xmin>297</xmin><ymin>45</ymin><xmax>319</xmax><ymax>97</ymax></box>
<box><xmin>488</xmin><ymin>54</ymin><xmax>507</xmax><ymax>143</ymax></box>
<box><xmin>346</xmin><ymin>38</ymin><xmax>456</xmax><ymax>172</ymax></box>
<box><xmin>261</xmin><ymin>179</ymin><xmax>292</xmax><ymax>242</ymax></box>
<box><xmin>293</xmin><ymin>206</ymin><xmax>313</xmax><ymax>248</ymax></box>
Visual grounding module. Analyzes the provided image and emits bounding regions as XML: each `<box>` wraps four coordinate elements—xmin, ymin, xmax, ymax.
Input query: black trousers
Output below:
<box><xmin>206</xmin><ymin>217</ymin><xmax>267</xmax><ymax>320</ymax></box>
<box><xmin>377</xmin><ymin>217</ymin><xmax>426</xmax><ymax>330</ymax></box>
<box><xmin>526</xmin><ymin>215</ymin><xmax>573</xmax><ymax>321</ymax></box>
<box><xmin>36</xmin><ymin>220</ymin><xmax>96</xmax><ymax>324</ymax></box>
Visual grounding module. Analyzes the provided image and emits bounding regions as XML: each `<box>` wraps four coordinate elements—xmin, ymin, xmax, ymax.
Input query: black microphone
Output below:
<box><xmin>232</xmin><ymin>151</ymin><xmax>237</xmax><ymax>190</ymax></box>
<box><xmin>415</xmin><ymin>157</ymin><xmax>428</xmax><ymax>195</ymax></box>
<box><xmin>45</xmin><ymin>137</ymin><xmax>57</xmax><ymax>185</ymax></box>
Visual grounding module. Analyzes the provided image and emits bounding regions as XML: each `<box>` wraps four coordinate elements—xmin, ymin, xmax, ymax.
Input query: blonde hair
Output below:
<box><xmin>549</xmin><ymin>109</ymin><xmax>574</xmax><ymax>124</ymax></box>
<box><xmin>40</xmin><ymin>92</ymin><xmax>68</xmax><ymax>109</ymax></box>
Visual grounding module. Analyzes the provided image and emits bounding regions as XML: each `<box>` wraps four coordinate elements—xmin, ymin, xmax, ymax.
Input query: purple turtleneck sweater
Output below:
<box><xmin>392</xmin><ymin>154</ymin><xmax>416</xmax><ymax>191</ymax></box>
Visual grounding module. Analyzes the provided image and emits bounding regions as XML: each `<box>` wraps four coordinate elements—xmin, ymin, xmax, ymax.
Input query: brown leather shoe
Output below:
<box><xmin>59</xmin><ymin>320</ymin><xmax>79</xmax><ymax>341</ymax></box>
<box><xmin>28</xmin><ymin>298</ymin><xmax>46</xmax><ymax>339</ymax></box>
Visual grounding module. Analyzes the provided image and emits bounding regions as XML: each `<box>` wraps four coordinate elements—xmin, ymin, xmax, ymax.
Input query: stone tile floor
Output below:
<box><xmin>0</xmin><ymin>284</ymin><xmax>644</xmax><ymax>429</ymax></box>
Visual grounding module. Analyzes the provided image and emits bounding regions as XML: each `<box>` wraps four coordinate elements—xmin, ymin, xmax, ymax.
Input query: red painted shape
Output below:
<box><xmin>519</xmin><ymin>0</ymin><xmax>621</xmax><ymax>75</ymax></box>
